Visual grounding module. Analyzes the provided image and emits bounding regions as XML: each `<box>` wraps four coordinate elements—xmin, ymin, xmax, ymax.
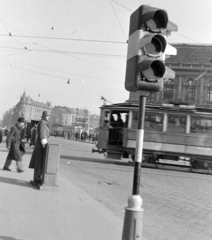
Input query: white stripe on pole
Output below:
<box><xmin>135</xmin><ymin>129</ymin><xmax>144</xmax><ymax>163</ymax></box>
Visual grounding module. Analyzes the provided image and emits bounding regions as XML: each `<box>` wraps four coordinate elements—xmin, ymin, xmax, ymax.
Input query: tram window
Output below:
<box><xmin>131</xmin><ymin>111</ymin><xmax>163</xmax><ymax>131</ymax></box>
<box><xmin>190</xmin><ymin>116</ymin><xmax>212</xmax><ymax>134</ymax></box>
<box><xmin>167</xmin><ymin>114</ymin><xmax>186</xmax><ymax>133</ymax></box>
<box><xmin>110</xmin><ymin>111</ymin><xmax>128</xmax><ymax>128</ymax></box>
<box><xmin>102</xmin><ymin>111</ymin><xmax>110</xmax><ymax>127</ymax></box>
<box><xmin>145</xmin><ymin>112</ymin><xmax>163</xmax><ymax>131</ymax></box>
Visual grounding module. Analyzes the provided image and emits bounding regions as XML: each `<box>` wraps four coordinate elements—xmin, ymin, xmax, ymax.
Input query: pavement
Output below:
<box><xmin>2</xmin><ymin>136</ymin><xmax>212</xmax><ymax>240</ymax></box>
<box><xmin>0</xmin><ymin>143</ymin><xmax>125</xmax><ymax>240</ymax></box>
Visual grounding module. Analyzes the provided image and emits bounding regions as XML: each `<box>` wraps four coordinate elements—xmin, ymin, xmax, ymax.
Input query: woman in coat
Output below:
<box><xmin>3</xmin><ymin>117</ymin><xmax>26</xmax><ymax>172</ymax></box>
<box><xmin>29</xmin><ymin>111</ymin><xmax>50</xmax><ymax>184</ymax></box>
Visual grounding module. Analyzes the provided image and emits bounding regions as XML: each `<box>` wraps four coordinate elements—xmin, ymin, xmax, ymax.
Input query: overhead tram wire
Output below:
<box><xmin>0</xmin><ymin>20</ymin><xmax>29</xmax><ymax>51</ymax></box>
<box><xmin>0</xmin><ymin>60</ymin><xmax>123</xmax><ymax>83</ymax></box>
<box><xmin>0</xmin><ymin>34</ymin><xmax>127</xmax><ymax>44</ymax></box>
<box><xmin>175</xmin><ymin>32</ymin><xmax>212</xmax><ymax>50</ymax></box>
<box><xmin>108</xmin><ymin>0</ymin><xmax>127</xmax><ymax>41</ymax></box>
<box><xmin>0</xmin><ymin>19</ymin><xmax>125</xmax><ymax>75</ymax></box>
<box><xmin>109</xmin><ymin>1</ymin><xmax>212</xmax><ymax>50</ymax></box>
<box><xmin>0</xmin><ymin>46</ymin><xmax>126</xmax><ymax>59</ymax></box>
<box><xmin>111</xmin><ymin>0</ymin><xmax>133</xmax><ymax>12</ymax></box>
<box><xmin>0</xmin><ymin>62</ymin><xmax>125</xmax><ymax>93</ymax></box>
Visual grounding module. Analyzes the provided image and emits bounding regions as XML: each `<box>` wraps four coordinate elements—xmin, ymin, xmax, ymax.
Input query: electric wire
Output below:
<box><xmin>0</xmin><ymin>46</ymin><xmax>126</xmax><ymax>59</ymax></box>
<box><xmin>0</xmin><ymin>60</ymin><xmax>123</xmax><ymax>83</ymax></box>
<box><xmin>176</xmin><ymin>33</ymin><xmax>212</xmax><ymax>49</ymax></box>
<box><xmin>111</xmin><ymin>0</ymin><xmax>133</xmax><ymax>12</ymax></box>
<box><xmin>0</xmin><ymin>33</ymin><xmax>127</xmax><ymax>44</ymax></box>
<box><xmin>0</xmin><ymin>62</ymin><xmax>125</xmax><ymax>93</ymax></box>
<box><xmin>0</xmin><ymin>19</ymin><xmax>125</xmax><ymax>75</ymax></box>
<box><xmin>108</xmin><ymin>0</ymin><xmax>127</xmax><ymax>41</ymax></box>
<box><xmin>0</xmin><ymin>20</ymin><xmax>28</xmax><ymax>50</ymax></box>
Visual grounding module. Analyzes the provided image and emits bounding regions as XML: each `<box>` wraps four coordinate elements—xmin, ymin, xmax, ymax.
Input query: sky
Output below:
<box><xmin>0</xmin><ymin>0</ymin><xmax>212</xmax><ymax>119</ymax></box>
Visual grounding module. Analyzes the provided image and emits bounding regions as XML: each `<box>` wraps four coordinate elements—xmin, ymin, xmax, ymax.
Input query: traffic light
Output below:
<box><xmin>125</xmin><ymin>5</ymin><xmax>178</xmax><ymax>93</ymax></box>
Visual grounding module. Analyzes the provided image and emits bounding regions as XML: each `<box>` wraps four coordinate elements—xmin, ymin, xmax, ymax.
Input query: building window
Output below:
<box><xmin>206</xmin><ymin>81</ymin><xmax>212</xmax><ymax>102</ymax></box>
<box><xmin>185</xmin><ymin>79</ymin><xmax>195</xmax><ymax>102</ymax></box>
<box><xmin>164</xmin><ymin>79</ymin><xmax>174</xmax><ymax>100</ymax></box>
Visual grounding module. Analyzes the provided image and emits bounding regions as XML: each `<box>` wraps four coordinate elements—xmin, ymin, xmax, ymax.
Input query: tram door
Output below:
<box><xmin>97</xmin><ymin>110</ymin><xmax>110</xmax><ymax>150</ymax></box>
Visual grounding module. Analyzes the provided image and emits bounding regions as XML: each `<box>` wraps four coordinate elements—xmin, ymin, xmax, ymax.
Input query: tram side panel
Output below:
<box><xmin>122</xmin><ymin>111</ymin><xmax>212</xmax><ymax>169</ymax></box>
<box><xmin>123</xmin><ymin>129</ymin><xmax>212</xmax><ymax>159</ymax></box>
<box><xmin>95</xmin><ymin>104</ymin><xmax>212</xmax><ymax>170</ymax></box>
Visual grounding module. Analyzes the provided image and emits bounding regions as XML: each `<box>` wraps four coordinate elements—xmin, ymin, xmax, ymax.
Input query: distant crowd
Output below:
<box><xmin>54</xmin><ymin>130</ymin><xmax>98</xmax><ymax>143</ymax></box>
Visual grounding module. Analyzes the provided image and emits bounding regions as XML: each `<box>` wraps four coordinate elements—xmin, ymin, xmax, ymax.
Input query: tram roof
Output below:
<box><xmin>100</xmin><ymin>102</ymin><xmax>212</xmax><ymax>114</ymax></box>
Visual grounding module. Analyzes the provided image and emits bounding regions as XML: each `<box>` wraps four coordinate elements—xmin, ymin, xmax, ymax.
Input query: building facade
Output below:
<box><xmin>129</xmin><ymin>44</ymin><xmax>212</xmax><ymax>106</ymax></box>
<box><xmin>2</xmin><ymin>91</ymin><xmax>52</xmax><ymax>128</ymax></box>
<box><xmin>51</xmin><ymin>106</ymin><xmax>100</xmax><ymax>132</ymax></box>
<box><xmin>89</xmin><ymin>114</ymin><xmax>100</xmax><ymax>129</ymax></box>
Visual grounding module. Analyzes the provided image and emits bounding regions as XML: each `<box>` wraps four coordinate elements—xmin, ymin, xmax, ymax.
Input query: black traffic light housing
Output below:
<box><xmin>125</xmin><ymin>5</ymin><xmax>178</xmax><ymax>93</ymax></box>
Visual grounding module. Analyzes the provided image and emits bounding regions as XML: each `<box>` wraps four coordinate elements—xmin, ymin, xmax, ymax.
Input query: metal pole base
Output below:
<box><xmin>122</xmin><ymin>195</ymin><xmax>144</xmax><ymax>240</ymax></box>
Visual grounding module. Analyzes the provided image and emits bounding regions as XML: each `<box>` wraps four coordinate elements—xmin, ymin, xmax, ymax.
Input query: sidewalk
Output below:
<box><xmin>0</xmin><ymin>145</ymin><xmax>123</xmax><ymax>240</ymax></box>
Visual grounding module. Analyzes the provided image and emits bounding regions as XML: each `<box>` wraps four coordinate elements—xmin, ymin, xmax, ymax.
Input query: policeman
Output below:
<box><xmin>29</xmin><ymin>110</ymin><xmax>50</xmax><ymax>184</ymax></box>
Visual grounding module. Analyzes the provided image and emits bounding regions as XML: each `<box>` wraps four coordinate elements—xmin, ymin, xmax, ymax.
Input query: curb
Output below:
<box><xmin>60</xmin><ymin>154</ymin><xmax>212</xmax><ymax>175</ymax></box>
<box><xmin>60</xmin><ymin>154</ymin><xmax>132</xmax><ymax>166</ymax></box>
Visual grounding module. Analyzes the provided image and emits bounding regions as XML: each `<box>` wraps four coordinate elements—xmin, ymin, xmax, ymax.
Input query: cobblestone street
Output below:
<box><xmin>60</xmin><ymin>158</ymin><xmax>212</xmax><ymax>240</ymax></box>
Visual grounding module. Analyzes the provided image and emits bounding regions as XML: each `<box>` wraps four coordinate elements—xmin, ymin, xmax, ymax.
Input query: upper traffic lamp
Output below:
<box><xmin>125</xmin><ymin>5</ymin><xmax>178</xmax><ymax>93</ymax></box>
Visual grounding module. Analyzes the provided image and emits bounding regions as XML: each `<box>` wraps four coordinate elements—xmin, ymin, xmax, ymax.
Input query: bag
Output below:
<box><xmin>19</xmin><ymin>142</ymin><xmax>26</xmax><ymax>154</ymax></box>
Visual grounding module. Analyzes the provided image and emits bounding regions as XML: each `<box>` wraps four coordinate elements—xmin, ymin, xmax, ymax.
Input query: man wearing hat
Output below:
<box><xmin>29</xmin><ymin>110</ymin><xmax>51</xmax><ymax>184</ymax></box>
<box><xmin>3</xmin><ymin>117</ymin><xmax>26</xmax><ymax>172</ymax></box>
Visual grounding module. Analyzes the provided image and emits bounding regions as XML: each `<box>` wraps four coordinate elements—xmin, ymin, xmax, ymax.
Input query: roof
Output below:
<box><xmin>30</xmin><ymin>99</ymin><xmax>51</xmax><ymax>108</ymax></box>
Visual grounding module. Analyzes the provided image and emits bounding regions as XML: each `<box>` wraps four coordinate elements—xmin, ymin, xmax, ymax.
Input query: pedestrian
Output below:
<box><xmin>29</xmin><ymin>110</ymin><xmax>50</xmax><ymax>184</ymax></box>
<box><xmin>5</xmin><ymin>128</ymin><xmax>9</xmax><ymax>136</ymax></box>
<box><xmin>88</xmin><ymin>133</ymin><xmax>92</xmax><ymax>142</ymax></box>
<box><xmin>61</xmin><ymin>131</ymin><xmax>65</xmax><ymax>139</ymax></box>
<box><xmin>29</xmin><ymin>124</ymin><xmax>37</xmax><ymax>148</ymax></box>
<box><xmin>54</xmin><ymin>130</ymin><xmax>58</xmax><ymax>137</ymax></box>
<box><xmin>0</xmin><ymin>128</ymin><xmax>2</xmax><ymax>144</ymax></box>
<box><xmin>115</xmin><ymin>113</ymin><xmax>124</xmax><ymax>145</ymax></box>
<box><xmin>3</xmin><ymin>117</ymin><xmax>26</xmax><ymax>172</ymax></box>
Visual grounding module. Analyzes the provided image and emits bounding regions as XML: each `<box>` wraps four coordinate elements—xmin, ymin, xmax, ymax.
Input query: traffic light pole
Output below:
<box><xmin>122</xmin><ymin>92</ymin><xmax>146</xmax><ymax>240</ymax></box>
<box><xmin>123</xmin><ymin>4</ymin><xmax>177</xmax><ymax>239</ymax></box>
<box><xmin>133</xmin><ymin>95</ymin><xmax>146</xmax><ymax>195</ymax></box>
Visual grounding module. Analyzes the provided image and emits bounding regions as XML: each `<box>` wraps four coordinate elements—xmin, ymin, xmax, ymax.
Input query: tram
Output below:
<box><xmin>93</xmin><ymin>101</ymin><xmax>212</xmax><ymax>171</ymax></box>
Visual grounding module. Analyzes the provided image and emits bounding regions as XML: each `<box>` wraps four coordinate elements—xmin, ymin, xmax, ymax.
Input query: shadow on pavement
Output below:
<box><xmin>0</xmin><ymin>149</ymin><xmax>33</xmax><ymax>155</ymax></box>
<box><xmin>0</xmin><ymin>235</ymin><xmax>24</xmax><ymax>240</ymax></box>
<box><xmin>0</xmin><ymin>175</ymin><xmax>33</xmax><ymax>189</ymax></box>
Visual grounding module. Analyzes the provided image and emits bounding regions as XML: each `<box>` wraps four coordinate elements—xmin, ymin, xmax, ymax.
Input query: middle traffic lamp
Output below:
<box><xmin>125</xmin><ymin>5</ymin><xmax>178</xmax><ymax>93</ymax></box>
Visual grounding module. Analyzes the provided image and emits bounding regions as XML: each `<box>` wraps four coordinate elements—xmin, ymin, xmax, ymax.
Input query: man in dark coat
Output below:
<box><xmin>3</xmin><ymin>117</ymin><xmax>26</xmax><ymax>172</ymax></box>
<box><xmin>29</xmin><ymin>110</ymin><xmax>50</xmax><ymax>184</ymax></box>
